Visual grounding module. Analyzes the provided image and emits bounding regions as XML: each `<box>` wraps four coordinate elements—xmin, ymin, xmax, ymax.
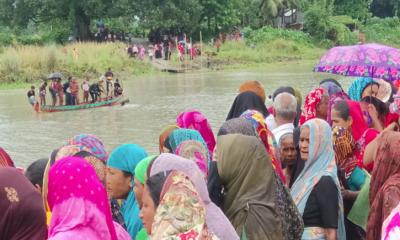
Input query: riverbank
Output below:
<box><xmin>0</xmin><ymin>39</ymin><xmax>326</xmax><ymax>90</ymax></box>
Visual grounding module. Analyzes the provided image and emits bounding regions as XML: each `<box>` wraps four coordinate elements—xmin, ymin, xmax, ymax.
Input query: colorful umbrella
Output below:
<box><xmin>314</xmin><ymin>43</ymin><xmax>400</xmax><ymax>82</ymax></box>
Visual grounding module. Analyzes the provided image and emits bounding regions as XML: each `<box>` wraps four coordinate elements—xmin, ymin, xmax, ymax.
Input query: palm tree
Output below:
<box><xmin>260</xmin><ymin>0</ymin><xmax>284</xmax><ymax>23</ymax></box>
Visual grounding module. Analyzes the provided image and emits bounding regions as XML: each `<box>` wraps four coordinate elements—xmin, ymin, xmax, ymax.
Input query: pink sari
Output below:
<box><xmin>47</xmin><ymin>157</ymin><xmax>130</xmax><ymax>240</ymax></box>
<box><xmin>382</xmin><ymin>203</ymin><xmax>400</xmax><ymax>240</ymax></box>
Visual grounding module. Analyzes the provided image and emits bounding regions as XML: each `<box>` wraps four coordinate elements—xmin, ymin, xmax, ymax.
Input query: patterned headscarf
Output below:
<box><xmin>290</xmin><ymin>119</ymin><xmax>346</xmax><ymax>240</ymax></box>
<box><xmin>48</xmin><ymin>157</ymin><xmax>119</xmax><ymax>240</ymax></box>
<box><xmin>0</xmin><ymin>167</ymin><xmax>47</xmax><ymax>240</ymax></box>
<box><xmin>367</xmin><ymin>131</ymin><xmax>400</xmax><ymax>240</ymax></box>
<box><xmin>175</xmin><ymin>140</ymin><xmax>208</xmax><ymax>177</ymax></box>
<box><xmin>0</xmin><ymin>147</ymin><xmax>14</xmax><ymax>167</ymax></box>
<box><xmin>348</xmin><ymin>77</ymin><xmax>375</xmax><ymax>101</ymax></box>
<box><xmin>150</xmin><ymin>171</ymin><xmax>218</xmax><ymax>240</ymax></box>
<box><xmin>299</xmin><ymin>87</ymin><xmax>327</xmax><ymax>125</ymax></box>
<box><xmin>66</xmin><ymin>134</ymin><xmax>108</xmax><ymax>162</ymax></box>
<box><xmin>240</xmin><ymin>109</ymin><xmax>286</xmax><ymax>183</ymax></box>
<box><xmin>168</xmin><ymin>129</ymin><xmax>210</xmax><ymax>165</ymax></box>
<box><xmin>149</xmin><ymin>153</ymin><xmax>239</xmax><ymax>240</ymax></box>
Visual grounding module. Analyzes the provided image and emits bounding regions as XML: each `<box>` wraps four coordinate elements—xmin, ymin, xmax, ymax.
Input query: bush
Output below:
<box><xmin>361</xmin><ymin>17</ymin><xmax>400</xmax><ymax>47</ymax></box>
<box><xmin>304</xmin><ymin>4</ymin><xmax>331</xmax><ymax>41</ymax></box>
<box><xmin>243</xmin><ymin>26</ymin><xmax>313</xmax><ymax>47</ymax></box>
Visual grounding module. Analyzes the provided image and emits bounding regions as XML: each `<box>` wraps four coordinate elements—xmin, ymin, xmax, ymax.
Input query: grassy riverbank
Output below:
<box><xmin>0</xmin><ymin>42</ymin><xmax>156</xmax><ymax>88</ymax></box>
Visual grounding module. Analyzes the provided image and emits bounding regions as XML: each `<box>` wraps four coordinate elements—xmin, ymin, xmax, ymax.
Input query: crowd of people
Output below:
<box><xmin>28</xmin><ymin>69</ymin><xmax>124</xmax><ymax>107</ymax></box>
<box><xmin>5</xmin><ymin>76</ymin><xmax>400</xmax><ymax>240</ymax></box>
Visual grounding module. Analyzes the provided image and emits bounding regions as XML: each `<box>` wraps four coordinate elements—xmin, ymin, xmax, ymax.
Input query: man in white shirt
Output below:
<box><xmin>272</xmin><ymin>92</ymin><xmax>297</xmax><ymax>145</ymax></box>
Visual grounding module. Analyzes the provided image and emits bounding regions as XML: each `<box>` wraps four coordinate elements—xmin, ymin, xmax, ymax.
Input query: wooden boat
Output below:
<box><xmin>34</xmin><ymin>96</ymin><xmax>129</xmax><ymax>113</ymax></box>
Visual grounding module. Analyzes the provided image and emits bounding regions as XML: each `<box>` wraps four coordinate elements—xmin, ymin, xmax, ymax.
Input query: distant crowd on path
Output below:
<box><xmin>7</xmin><ymin>76</ymin><xmax>400</xmax><ymax>240</ymax></box>
<box><xmin>28</xmin><ymin>68</ymin><xmax>124</xmax><ymax>107</ymax></box>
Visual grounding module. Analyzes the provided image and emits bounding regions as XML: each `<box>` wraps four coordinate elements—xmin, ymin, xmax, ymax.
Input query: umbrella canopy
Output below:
<box><xmin>314</xmin><ymin>43</ymin><xmax>400</xmax><ymax>82</ymax></box>
<box><xmin>48</xmin><ymin>72</ymin><xmax>63</xmax><ymax>79</ymax></box>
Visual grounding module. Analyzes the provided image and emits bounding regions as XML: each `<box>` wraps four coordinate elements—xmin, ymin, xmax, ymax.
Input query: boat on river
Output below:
<box><xmin>34</xmin><ymin>96</ymin><xmax>129</xmax><ymax>113</ymax></box>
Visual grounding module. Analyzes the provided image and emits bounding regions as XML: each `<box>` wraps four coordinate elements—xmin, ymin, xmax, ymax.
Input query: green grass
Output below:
<box><xmin>0</xmin><ymin>42</ymin><xmax>155</xmax><ymax>84</ymax></box>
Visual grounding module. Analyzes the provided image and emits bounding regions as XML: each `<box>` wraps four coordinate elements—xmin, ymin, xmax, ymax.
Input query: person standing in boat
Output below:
<box><xmin>27</xmin><ymin>86</ymin><xmax>36</xmax><ymax>106</ymax></box>
<box><xmin>114</xmin><ymin>79</ymin><xmax>123</xmax><ymax>97</ymax></box>
<box><xmin>49</xmin><ymin>78</ymin><xmax>58</xmax><ymax>106</ymax></box>
<box><xmin>39</xmin><ymin>81</ymin><xmax>47</xmax><ymax>106</ymax></box>
<box><xmin>89</xmin><ymin>81</ymin><xmax>102</xmax><ymax>103</ymax></box>
<box><xmin>57</xmin><ymin>78</ymin><xmax>64</xmax><ymax>106</ymax></box>
<box><xmin>70</xmin><ymin>78</ymin><xmax>80</xmax><ymax>105</ymax></box>
<box><xmin>81</xmin><ymin>77</ymin><xmax>90</xmax><ymax>103</ymax></box>
<box><xmin>63</xmin><ymin>77</ymin><xmax>72</xmax><ymax>106</ymax></box>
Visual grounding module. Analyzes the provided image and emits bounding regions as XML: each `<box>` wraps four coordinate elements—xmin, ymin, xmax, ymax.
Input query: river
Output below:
<box><xmin>0</xmin><ymin>64</ymin><xmax>342</xmax><ymax>167</ymax></box>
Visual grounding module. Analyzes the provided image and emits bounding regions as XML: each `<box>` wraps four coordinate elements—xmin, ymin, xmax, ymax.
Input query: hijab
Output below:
<box><xmin>134</xmin><ymin>155</ymin><xmax>156</xmax><ymax>184</ymax></box>
<box><xmin>217</xmin><ymin>134</ymin><xmax>283</xmax><ymax>239</ymax></box>
<box><xmin>226</xmin><ymin>91</ymin><xmax>269</xmax><ymax>120</ymax></box>
<box><xmin>158</xmin><ymin>125</ymin><xmax>179</xmax><ymax>153</ymax></box>
<box><xmin>239</xmin><ymin>80</ymin><xmax>266</xmax><ymax>102</ymax></box>
<box><xmin>175</xmin><ymin>140</ymin><xmax>209</xmax><ymax>177</ymax></box>
<box><xmin>0</xmin><ymin>167</ymin><xmax>47</xmax><ymax>240</ymax></box>
<box><xmin>149</xmin><ymin>153</ymin><xmax>239</xmax><ymax>240</ymax></box>
<box><xmin>168</xmin><ymin>128</ymin><xmax>210</xmax><ymax>163</ymax></box>
<box><xmin>320</xmin><ymin>78</ymin><xmax>343</xmax><ymax>95</ymax></box>
<box><xmin>0</xmin><ymin>147</ymin><xmax>14</xmax><ymax>167</ymax></box>
<box><xmin>299</xmin><ymin>87</ymin><xmax>327</xmax><ymax>125</ymax></box>
<box><xmin>348</xmin><ymin>77</ymin><xmax>375</xmax><ymax>101</ymax></box>
<box><xmin>290</xmin><ymin>119</ymin><xmax>346</xmax><ymax>239</ymax></box>
<box><xmin>47</xmin><ymin>157</ymin><xmax>129</xmax><ymax>240</ymax></box>
<box><xmin>241</xmin><ymin>109</ymin><xmax>286</xmax><ymax>183</ymax></box>
<box><xmin>150</xmin><ymin>171</ymin><xmax>219</xmax><ymax>239</ymax></box>
<box><xmin>367</xmin><ymin>131</ymin><xmax>400</xmax><ymax>240</ymax></box>
<box><xmin>217</xmin><ymin>117</ymin><xmax>256</xmax><ymax>137</ymax></box>
<box><xmin>177</xmin><ymin>110</ymin><xmax>216</xmax><ymax>156</ymax></box>
<box><xmin>347</xmin><ymin>100</ymin><xmax>369</xmax><ymax>141</ymax></box>
<box><xmin>66</xmin><ymin>134</ymin><xmax>108</xmax><ymax>162</ymax></box>
<box><xmin>107</xmin><ymin>144</ymin><xmax>147</xmax><ymax>238</ymax></box>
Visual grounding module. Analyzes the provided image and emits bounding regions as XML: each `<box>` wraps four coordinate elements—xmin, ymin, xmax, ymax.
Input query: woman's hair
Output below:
<box><xmin>145</xmin><ymin>170</ymin><xmax>172</xmax><ymax>207</ymax></box>
<box><xmin>25</xmin><ymin>158</ymin><xmax>48</xmax><ymax>188</ymax></box>
<box><xmin>333</xmin><ymin>100</ymin><xmax>351</xmax><ymax>121</ymax></box>
<box><xmin>361</xmin><ymin>96</ymin><xmax>389</xmax><ymax>116</ymax></box>
<box><xmin>362</xmin><ymin>82</ymin><xmax>380</xmax><ymax>94</ymax></box>
<box><xmin>163</xmin><ymin>136</ymin><xmax>172</xmax><ymax>152</ymax></box>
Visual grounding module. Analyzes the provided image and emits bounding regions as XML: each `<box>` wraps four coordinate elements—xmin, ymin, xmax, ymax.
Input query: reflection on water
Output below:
<box><xmin>0</xmin><ymin>66</ymin><xmax>345</xmax><ymax>167</ymax></box>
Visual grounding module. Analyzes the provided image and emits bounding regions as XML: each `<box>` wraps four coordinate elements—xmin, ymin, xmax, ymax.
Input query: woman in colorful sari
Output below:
<box><xmin>158</xmin><ymin>125</ymin><xmax>179</xmax><ymax>153</ymax></box>
<box><xmin>216</xmin><ymin>134</ymin><xmax>284</xmax><ymax>239</ymax></box>
<box><xmin>348</xmin><ymin>77</ymin><xmax>379</xmax><ymax>102</ymax></box>
<box><xmin>0</xmin><ymin>147</ymin><xmax>14</xmax><ymax>167</ymax></box>
<box><xmin>106</xmin><ymin>144</ymin><xmax>148</xmax><ymax>239</ymax></box>
<box><xmin>147</xmin><ymin>153</ymin><xmax>239</xmax><ymax>240</ymax></box>
<box><xmin>381</xmin><ymin>202</ymin><xmax>400</xmax><ymax>240</ymax></box>
<box><xmin>226</xmin><ymin>91</ymin><xmax>269</xmax><ymax>120</ymax></box>
<box><xmin>0</xmin><ymin>167</ymin><xmax>47</xmax><ymax>240</ymax></box>
<box><xmin>240</xmin><ymin>109</ymin><xmax>286</xmax><ymax>183</ymax></box>
<box><xmin>47</xmin><ymin>157</ymin><xmax>130</xmax><ymax>240</ymax></box>
<box><xmin>331</xmin><ymin>100</ymin><xmax>379</xmax><ymax>173</ymax></box>
<box><xmin>299</xmin><ymin>87</ymin><xmax>329</xmax><ymax>125</ymax></box>
<box><xmin>291</xmin><ymin>119</ymin><xmax>346</xmax><ymax>240</ymax></box>
<box><xmin>366</xmin><ymin>131</ymin><xmax>400</xmax><ymax>240</ymax></box>
<box><xmin>141</xmin><ymin>170</ymin><xmax>219</xmax><ymax>239</ymax></box>
<box><xmin>176</xmin><ymin>110</ymin><xmax>216</xmax><ymax>156</ymax></box>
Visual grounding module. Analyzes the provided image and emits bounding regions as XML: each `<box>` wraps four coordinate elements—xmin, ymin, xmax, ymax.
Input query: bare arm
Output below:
<box><xmin>324</xmin><ymin>228</ymin><xmax>337</xmax><ymax>240</ymax></box>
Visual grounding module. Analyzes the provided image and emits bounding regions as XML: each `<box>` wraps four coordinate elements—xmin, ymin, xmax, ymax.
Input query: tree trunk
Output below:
<box><xmin>74</xmin><ymin>7</ymin><xmax>91</xmax><ymax>41</ymax></box>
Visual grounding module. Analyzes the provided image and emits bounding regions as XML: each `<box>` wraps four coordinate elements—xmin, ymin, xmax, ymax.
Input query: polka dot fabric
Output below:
<box><xmin>48</xmin><ymin>156</ymin><xmax>117</xmax><ymax>240</ymax></box>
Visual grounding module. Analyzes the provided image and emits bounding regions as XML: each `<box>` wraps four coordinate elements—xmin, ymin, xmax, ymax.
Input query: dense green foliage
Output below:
<box><xmin>361</xmin><ymin>17</ymin><xmax>400</xmax><ymax>47</ymax></box>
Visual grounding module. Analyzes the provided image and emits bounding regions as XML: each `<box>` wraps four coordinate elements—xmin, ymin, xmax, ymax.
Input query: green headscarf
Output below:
<box><xmin>134</xmin><ymin>155</ymin><xmax>157</xmax><ymax>184</ymax></box>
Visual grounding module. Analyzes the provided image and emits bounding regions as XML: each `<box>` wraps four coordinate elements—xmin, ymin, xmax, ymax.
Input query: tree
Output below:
<box><xmin>370</xmin><ymin>0</ymin><xmax>400</xmax><ymax>18</ymax></box>
<box><xmin>334</xmin><ymin>0</ymin><xmax>371</xmax><ymax>20</ymax></box>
